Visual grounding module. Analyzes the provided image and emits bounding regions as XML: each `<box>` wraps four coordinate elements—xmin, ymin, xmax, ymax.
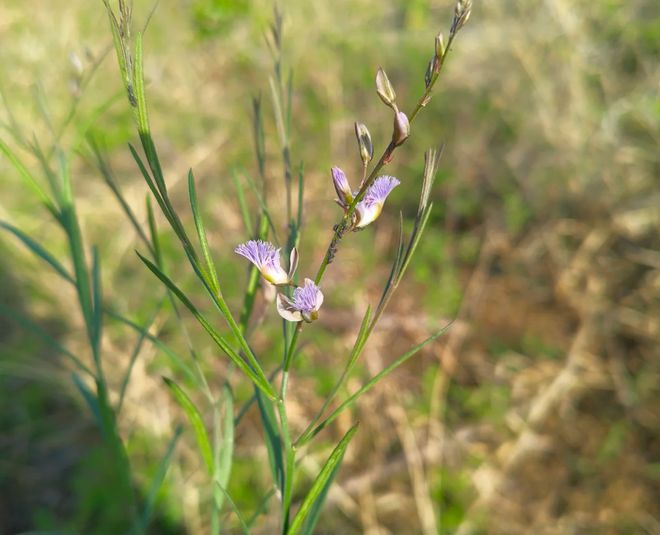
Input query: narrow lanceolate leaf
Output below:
<box><xmin>215</xmin><ymin>482</ymin><xmax>250</xmax><ymax>535</ymax></box>
<box><xmin>72</xmin><ymin>372</ymin><xmax>103</xmax><ymax>433</ymax></box>
<box><xmin>231</xmin><ymin>170</ymin><xmax>254</xmax><ymax>237</ymax></box>
<box><xmin>0</xmin><ymin>304</ymin><xmax>93</xmax><ymax>377</ymax></box>
<box><xmin>133</xmin><ymin>32</ymin><xmax>150</xmax><ymax>135</ymax></box>
<box><xmin>300</xmin><ymin>326</ymin><xmax>451</xmax><ymax>446</ymax></box>
<box><xmin>188</xmin><ymin>169</ymin><xmax>220</xmax><ymax>294</ymax></box>
<box><xmin>163</xmin><ymin>377</ymin><xmax>213</xmax><ymax>474</ymax></box>
<box><xmin>0</xmin><ymin>139</ymin><xmax>55</xmax><ymax>213</ymax></box>
<box><xmin>138</xmin><ymin>426</ymin><xmax>183</xmax><ymax>532</ymax></box>
<box><xmin>108</xmin><ymin>308</ymin><xmax>199</xmax><ymax>387</ymax></box>
<box><xmin>137</xmin><ymin>252</ymin><xmax>276</xmax><ymax>400</ymax></box>
<box><xmin>0</xmin><ymin>221</ymin><xmax>74</xmax><ymax>284</ymax></box>
<box><xmin>146</xmin><ymin>196</ymin><xmax>163</xmax><ymax>266</ymax></box>
<box><xmin>288</xmin><ymin>424</ymin><xmax>359</xmax><ymax>535</ymax></box>
<box><xmin>299</xmin><ymin>460</ymin><xmax>342</xmax><ymax>535</ymax></box>
<box><xmin>214</xmin><ymin>384</ymin><xmax>235</xmax><ymax>514</ymax></box>
<box><xmin>90</xmin><ymin>247</ymin><xmax>103</xmax><ymax>361</ymax></box>
<box><xmin>256</xmin><ymin>388</ymin><xmax>284</xmax><ymax>492</ymax></box>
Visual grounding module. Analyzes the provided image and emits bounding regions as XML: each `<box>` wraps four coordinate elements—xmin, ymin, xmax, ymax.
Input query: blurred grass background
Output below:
<box><xmin>1</xmin><ymin>0</ymin><xmax>659</xmax><ymax>533</ymax></box>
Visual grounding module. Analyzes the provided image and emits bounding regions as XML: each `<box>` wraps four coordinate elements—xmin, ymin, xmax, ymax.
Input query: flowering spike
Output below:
<box><xmin>235</xmin><ymin>240</ymin><xmax>292</xmax><ymax>285</ymax></box>
<box><xmin>392</xmin><ymin>111</ymin><xmax>410</xmax><ymax>146</ymax></box>
<box><xmin>451</xmin><ymin>0</ymin><xmax>472</xmax><ymax>34</ymax></box>
<box><xmin>375</xmin><ymin>67</ymin><xmax>397</xmax><ymax>109</ymax></box>
<box><xmin>332</xmin><ymin>167</ymin><xmax>353</xmax><ymax>209</ymax></box>
<box><xmin>354</xmin><ymin>175</ymin><xmax>401</xmax><ymax>229</ymax></box>
<box><xmin>276</xmin><ymin>278</ymin><xmax>324</xmax><ymax>323</ymax></box>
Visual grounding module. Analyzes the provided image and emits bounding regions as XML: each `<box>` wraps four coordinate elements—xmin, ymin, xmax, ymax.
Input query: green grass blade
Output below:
<box><xmin>90</xmin><ymin>247</ymin><xmax>103</xmax><ymax>361</ymax></box>
<box><xmin>0</xmin><ymin>304</ymin><xmax>93</xmax><ymax>377</ymax></box>
<box><xmin>137</xmin><ymin>252</ymin><xmax>276</xmax><ymax>399</ymax></box>
<box><xmin>163</xmin><ymin>377</ymin><xmax>213</xmax><ymax>474</ymax></box>
<box><xmin>296</xmin><ymin>306</ymin><xmax>372</xmax><ymax>447</ymax></box>
<box><xmin>138</xmin><ymin>426</ymin><xmax>183</xmax><ymax>532</ymax></box>
<box><xmin>0</xmin><ymin>221</ymin><xmax>75</xmax><ymax>284</ymax></box>
<box><xmin>288</xmin><ymin>423</ymin><xmax>359</xmax><ymax>535</ymax></box>
<box><xmin>299</xmin><ymin>460</ymin><xmax>342</xmax><ymax>535</ymax></box>
<box><xmin>300</xmin><ymin>326</ymin><xmax>451</xmax><ymax>446</ymax></box>
<box><xmin>215</xmin><ymin>482</ymin><xmax>250</xmax><ymax>535</ymax></box>
<box><xmin>117</xmin><ymin>299</ymin><xmax>164</xmax><ymax>413</ymax></box>
<box><xmin>0</xmin><ymin>138</ymin><xmax>55</xmax><ymax>213</ymax></box>
<box><xmin>256</xmin><ymin>388</ymin><xmax>284</xmax><ymax>495</ymax></box>
<box><xmin>188</xmin><ymin>169</ymin><xmax>220</xmax><ymax>293</ymax></box>
<box><xmin>213</xmin><ymin>384</ymin><xmax>235</xmax><ymax>515</ymax></box>
<box><xmin>146</xmin><ymin>195</ymin><xmax>163</xmax><ymax>266</ymax></box>
<box><xmin>72</xmin><ymin>372</ymin><xmax>103</xmax><ymax>433</ymax></box>
<box><xmin>107</xmin><ymin>308</ymin><xmax>199</xmax><ymax>386</ymax></box>
<box><xmin>133</xmin><ymin>32</ymin><xmax>150</xmax><ymax>135</ymax></box>
<box><xmin>88</xmin><ymin>136</ymin><xmax>153</xmax><ymax>253</ymax></box>
<box><xmin>231</xmin><ymin>169</ymin><xmax>254</xmax><ymax>236</ymax></box>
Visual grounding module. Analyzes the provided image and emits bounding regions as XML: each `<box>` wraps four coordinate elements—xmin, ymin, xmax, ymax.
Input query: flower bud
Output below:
<box><xmin>375</xmin><ymin>67</ymin><xmax>396</xmax><ymax>109</ymax></box>
<box><xmin>452</xmin><ymin>0</ymin><xmax>472</xmax><ymax>33</ymax></box>
<box><xmin>331</xmin><ymin>167</ymin><xmax>353</xmax><ymax>209</ymax></box>
<box><xmin>392</xmin><ymin>111</ymin><xmax>410</xmax><ymax>147</ymax></box>
<box><xmin>435</xmin><ymin>33</ymin><xmax>446</xmax><ymax>59</ymax></box>
<box><xmin>354</xmin><ymin>122</ymin><xmax>374</xmax><ymax>165</ymax></box>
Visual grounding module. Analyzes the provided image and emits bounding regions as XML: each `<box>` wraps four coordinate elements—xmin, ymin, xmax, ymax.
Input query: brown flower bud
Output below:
<box><xmin>354</xmin><ymin>122</ymin><xmax>374</xmax><ymax>164</ymax></box>
<box><xmin>392</xmin><ymin>111</ymin><xmax>410</xmax><ymax>146</ymax></box>
<box><xmin>376</xmin><ymin>67</ymin><xmax>397</xmax><ymax>109</ymax></box>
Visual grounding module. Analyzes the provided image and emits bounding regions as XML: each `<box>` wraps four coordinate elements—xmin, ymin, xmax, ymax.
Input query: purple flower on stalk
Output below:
<box><xmin>355</xmin><ymin>175</ymin><xmax>400</xmax><ymax>228</ymax></box>
<box><xmin>332</xmin><ymin>166</ymin><xmax>353</xmax><ymax>209</ymax></box>
<box><xmin>332</xmin><ymin>168</ymin><xmax>400</xmax><ymax>228</ymax></box>
<box><xmin>277</xmin><ymin>278</ymin><xmax>324</xmax><ymax>323</ymax></box>
<box><xmin>235</xmin><ymin>240</ymin><xmax>298</xmax><ymax>285</ymax></box>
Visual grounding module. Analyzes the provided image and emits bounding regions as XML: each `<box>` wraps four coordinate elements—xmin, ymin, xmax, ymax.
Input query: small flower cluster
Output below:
<box><xmin>235</xmin><ymin>167</ymin><xmax>400</xmax><ymax>323</ymax></box>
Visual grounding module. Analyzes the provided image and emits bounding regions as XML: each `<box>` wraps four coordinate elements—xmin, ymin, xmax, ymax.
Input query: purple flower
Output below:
<box><xmin>332</xmin><ymin>167</ymin><xmax>353</xmax><ymax>209</ymax></box>
<box><xmin>277</xmin><ymin>278</ymin><xmax>324</xmax><ymax>323</ymax></box>
<box><xmin>355</xmin><ymin>175</ymin><xmax>400</xmax><ymax>228</ymax></box>
<box><xmin>235</xmin><ymin>240</ymin><xmax>298</xmax><ymax>285</ymax></box>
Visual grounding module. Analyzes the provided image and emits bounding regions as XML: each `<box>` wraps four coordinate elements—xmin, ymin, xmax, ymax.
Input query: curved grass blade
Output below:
<box><xmin>188</xmin><ymin>169</ymin><xmax>220</xmax><ymax>294</ymax></box>
<box><xmin>299</xmin><ymin>326</ymin><xmax>450</xmax><ymax>447</ymax></box>
<box><xmin>213</xmin><ymin>384</ymin><xmax>235</xmax><ymax>516</ymax></box>
<box><xmin>138</xmin><ymin>425</ymin><xmax>183</xmax><ymax>532</ymax></box>
<box><xmin>0</xmin><ymin>221</ymin><xmax>74</xmax><ymax>285</ymax></box>
<box><xmin>107</xmin><ymin>308</ymin><xmax>198</xmax><ymax>386</ymax></box>
<box><xmin>215</xmin><ymin>482</ymin><xmax>250</xmax><ymax>535</ymax></box>
<box><xmin>137</xmin><ymin>251</ymin><xmax>276</xmax><ymax>399</ymax></box>
<box><xmin>163</xmin><ymin>377</ymin><xmax>213</xmax><ymax>474</ymax></box>
<box><xmin>288</xmin><ymin>423</ymin><xmax>359</xmax><ymax>535</ymax></box>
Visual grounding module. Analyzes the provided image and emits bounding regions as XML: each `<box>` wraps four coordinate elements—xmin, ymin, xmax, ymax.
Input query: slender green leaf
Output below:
<box><xmin>231</xmin><ymin>169</ymin><xmax>254</xmax><ymax>236</ymax></box>
<box><xmin>108</xmin><ymin>308</ymin><xmax>199</xmax><ymax>386</ymax></box>
<box><xmin>0</xmin><ymin>139</ymin><xmax>54</xmax><ymax>212</ymax></box>
<box><xmin>213</xmin><ymin>384</ymin><xmax>235</xmax><ymax>515</ymax></box>
<box><xmin>163</xmin><ymin>377</ymin><xmax>213</xmax><ymax>473</ymax></box>
<box><xmin>146</xmin><ymin>196</ymin><xmax>162</xmax><ymax>266</ymax></box>
<box><xmin>288</xmin><ymin>424</ymin><xmax>359</xmax><ymax>535</ymax></box>
<box><xmin>138</xmin><ymin>426</ymin><xmax>183</xmax><ymax>532</ymax></box>
<box><xmin>299</xmin><ymin>460</ymin><xmax>342</xmax><ymax>535</ymax></box>
<box><xmin>256</xmin><ymin>388</ymin><xmax>284</xmax><ymax>492</ymax></box>
<box><xmin>90</xmin><ymin>247</ymin><xmax>103</xmax><ymax>361</ymax></box>
<box><xmin>215</xmin><ymin>482</ymin><xmax>250</xmax><ymax>535</ymax></box>
<box><xmin>133</xmin><ymin>32</ymin><xmax>149</xmax><ymax>135</ymax></box>
<box><xmin>188</xmin><ymin>169</ymin><xmax>220</xmax><ymax>293</ymax></box>
<box><xmin>117</xmin><ymin>299</ymin><xmax>164</xmax><ymax>413</ymax></box>
<box><xmin>0</xmin><ymin>304</ymin><xmax>93</xmax><ymax>377</ymax></box>
<box><xmin>0</xmin><ymin>221</ymin><xmax>74</xmax><ymax>284</ymax></box>
<box><xmin>72</xmin><ymin>372</ymin><xmax>103</xmax><ymax>432</ymax></box>
<box><xmin>137</xmin><ymin>252</ymin><xmax>276</xmax><ymax>399</ymax></box>
<box><xmin>300</xmin><ymin>326</ymin><xmax>451</xmax><ymax>446</ymax></box>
